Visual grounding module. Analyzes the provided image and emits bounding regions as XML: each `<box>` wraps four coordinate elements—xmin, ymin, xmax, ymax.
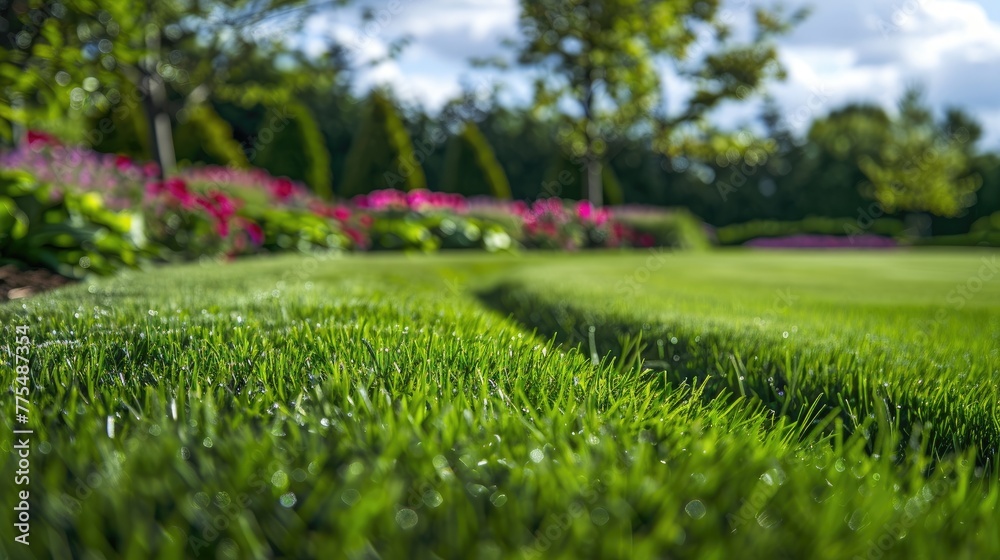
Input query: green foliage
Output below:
<box><xmin>173</xmin><ymin>104</ymin><xmax>251</xmax><ymax>168</ymax></box>
<box><xmin>0</xmin><ymin>169</ymin><xmax>144</xmax><ymax>277</ymax></box>
<box><xmin>516</xmin><ymin>0</ymin><xmax>806</xmax><ymax>203</ymax></box>
<box><xmin>544</xmin><ymin>152</ymin><xmax>625</xmax><ymax>204</ymax></box>
<box><xmin>255</xmin><ymin>102</ymin><xmax>333</xmax><ymax>199</ymax></box>
<box><xmin>85</xmin><ymin>94</ymin><xmax>152</xmax><ymax>160</ymax></box>
<box><xmin>341</xmin><ymin>92</ymin><xmax>427</xmax><ymax>198</ymax></box>
<box><xmin>859</xmin><ymin>88</ymin><xmax>982</xmax><ymax>217</ymax></box>
<box><xmin>252</xmin><ymin>208</ymin><xmax>349</xmax><ymax>251</ymax></box>
<box><xmin>441</xmin><ymin>122</ymin><xmax>512</xmax><ymax>199</ymax></box>
<box><xmin>613</xmin><ymin>207</ymin><xmax>711</xmax><ymax>249</ymax></box>
<box><xmin>365</xmin><ymin>213</ymin><xmax>512</xmax><ymax>252</ymax></box>
<box><xmin>715</xmin><ymin>217</ymin><xmax>906</xmax><ymax>245</ymax></box>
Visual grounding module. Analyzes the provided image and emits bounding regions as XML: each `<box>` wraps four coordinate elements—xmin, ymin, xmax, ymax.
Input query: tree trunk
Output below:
<box><xmin>141</xmin><ymin>7</ymin><xmax>175</xmax><ymax>179</ymax></box>
<box><xmin>586</xmin><ymin>156</ymin><xmax>603</xmax><ymax>207</ymax></box>
<box><xmin>141</xmin><ymin>71</ymin><xmax>176</xmax><ymax>178</ymax></box>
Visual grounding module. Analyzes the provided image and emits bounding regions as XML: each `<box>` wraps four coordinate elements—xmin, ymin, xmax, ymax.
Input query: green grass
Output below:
<box><xmin>1</xmin><ymin>250</ymin><xmax>999</xmax><ymax>558</ymax></box>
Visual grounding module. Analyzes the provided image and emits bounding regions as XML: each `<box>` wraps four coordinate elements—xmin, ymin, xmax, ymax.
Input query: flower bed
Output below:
<box><xmin>0</xmin><ymin>134</ymin><xmax>709</xmax><ymax>276</ymax></box>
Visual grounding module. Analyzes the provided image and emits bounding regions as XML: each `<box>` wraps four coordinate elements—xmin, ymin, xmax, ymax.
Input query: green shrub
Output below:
<box><xmin>916</xmin><ymin>210</ymin><xmax>1000</xmax><ymax>245</ymax></box>
<box><xmin>363</xmin><ymin>212</ymin><xmax>513</xmax><ymax>253</ymax></box>
<box><xmin>255</xmin><ymin>102</ymin><xmax>333</xmax><ymax>199</ymax></box>
<box><xmin>441</xmin><ymin>122</ymin><xmax>512</xmax><ymax>199</ymax></box>
<box><xmin>912</xmin><ymin>231</ymin><xmax>1000</xmax><ymax>248</ymax></box>
<box><xmin>340</xmin><ymin>92</ymin><xmax>427</xmax><ymax>198</ymax></box>
<box><xmin>251</xmin><ymin>208</ymin><xmax>350</xmax><ymax>252</ymax></box>
<box><xmin>86</xmin><ymin>97</ymin><xmax>151</xmax><ymax>160</ymax></box>
<box><xmin>0</xmin><ymin>169</ymin><xmax>145</xmax><ymax>277</ymax></box>
<box><xmin>716</xmin><ymin>216</ymin><xmax>907</xmax><ymax>245</ymax></box>
<box><xmin>613</xmin><ymin>207</ymin><xmax>712</xmax><ymax>250</ymax></box>
<box><xmin>173</xmin><ymin>104</ymin><xmax>251</xmax><ymax>168</ymax></box>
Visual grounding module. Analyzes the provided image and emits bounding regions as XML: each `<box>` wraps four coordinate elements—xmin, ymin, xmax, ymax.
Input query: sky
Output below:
<box><xmin>297</xmin><ymin>0</ymin><xmax>1000</xmax><ymax>148</ymax></box>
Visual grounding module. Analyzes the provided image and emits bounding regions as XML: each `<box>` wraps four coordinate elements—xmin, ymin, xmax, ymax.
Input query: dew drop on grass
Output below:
<box><xmin>835</xmin><ymin>459</ymin><xmax>846</xmax><ymax>472</ymax></box>
<box><xmin>489</xmin><ymin>492</ymin><xmax>507</xmax><ymax>507</ymax></box>
<box><xmin>202</xmin><ymin>437</ymin><xmax>213</xmax><ymax>448</ymax></box>
<box><xmin>423</xmin><ymin>490</ymin><xmax>444</xmax><ymax>508</ymax></box>
<box><xmin>782</xmin><ymin>332</ymin><xmax>789</xmax><ymax>338</ymax></box>
<box><xmin>215</xmin><ymin>492</ymin><xmax>231</xmax><ymax>507</ymax></box>
<box><xmin>396</xmin><ymin>508</ymin><xmax>419</xmax><ymax>529</ymax></box>
<box><xmin>280</xmin><ymin>493</ymin><xmax>297</xmax><ymax>508</ymax></box>
<box><xmin>529</xmin><ymin>449</ymin><xmax>545</xmax><ymax>463</ymax></box>
<box><xmin>591</xmin><ymin>508</ymin><xmax>610</xmax><ymax>525</ymax></box>
<box><xmin>466</xmin><ymin>483</ymin><xmax>489</xmax><ymax>497</ymax></box>
<box><xmin>685</xmin><ymin>500</ymin><xmax>706</xmax><ymax>519</ymax></box>
<box><xmin>194</xmin><ymin>492</ymin><xmax>210</xmax><ymax>508</ymax></box>
<box><xmin>341</xmin><ymin>489</ymin><xmax>360</xmax><ymax>505</ymax></box>
<box><xmin>670</xmin><ymin>337</ymin><xmax>678</xmax><ymax>344</ymax></box>
<box><xmin>757</xmin><ymin>510</ymin><xmax>779</xmax><ymax>528</ymax></box>
<box><xmin>271</xmin><ymin>470</ymin><xmax>289</xmax><ymax>489</ymax></box>
<box><xmin>179</xmin><ymin>447</ymin><xmax>190</xmax><ymax>460</ymax></box>
<box><xmin>847</xmin><ymin>509</ymin><xmax>868</xmax><ymax>531</ymax></box>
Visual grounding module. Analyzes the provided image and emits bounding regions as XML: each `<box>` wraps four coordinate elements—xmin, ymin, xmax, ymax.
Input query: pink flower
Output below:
<box><xmin>215</xmin><ymin>219</ymin><xmax>230</xmax><ymax>238</ymax></box>
<box><xmin>244</xmin><ymin>221</ymin><xmax>264</xmax><ymax>245</ymax></box>
<box><xmin>345</xmin><ymin>227</ymin><xmax>368</xmax><ymax>248</ymax></box>
<box><xmin>26</xmin><ymin>130</ymin><xmax>59</xmax><ymax>149</ymax></box>
<box><xmin>143</xmin><ymin>162</ymin><xmax>161</xmax><ymax>178</ymax></box>
<box><xmin>593</xmin><ymin>208</ymin><xmax>610</xmax><ymax>227</ymax></box>
<box><xmin>114</xmin><ymin>155</ymin><xmax>133</xmax><ymax>173</ymax></box>
<box><xmin>163</xmin><ymin>178</ymin><xmax>197</xmax><ymax>208</ymax></box>
<box><xmin>332</xmin><ymin>206</ymin><xmax>351</xmax><ymax>221</ymax></box>
<box><xmin>270</xmin><ymin>178</ymin><xmax>295</xmax><ymax>200</ymax></box>
<box><xmin>209</xmin><ymin>191</ymin><xmax>236</xmax><ymax>220</ymax></box>
<box><xmin>576</xmin><ymin>200</ymin><xmax>593</xmax><ymax>221</ymax></box>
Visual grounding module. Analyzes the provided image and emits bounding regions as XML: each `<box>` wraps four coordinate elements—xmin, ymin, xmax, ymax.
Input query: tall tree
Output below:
<box><xmin>859</xmin><ymin>88</ymin><xmax>982</xmax><ymax>219</ymax></box>
<box><xmin>514</xmin><ymin>0</ymin><xmax>807</xmax><ymax>205</ymax></box>
<box><xmin>341</xmin><ymin>90</ymin><xmax>427</xmax><ymax>197</ymax></box>
<box><xmin>0</xmin><ymin>0</ymin><xmax>342</xmax><ymax>177</ymax></box>
<box><xmin>441</xmin><ymin>122</ymin><xmax>512</xmax><ymax>199</ymax></box>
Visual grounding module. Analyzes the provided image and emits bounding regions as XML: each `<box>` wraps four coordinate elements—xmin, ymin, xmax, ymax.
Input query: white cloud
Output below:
<box><xmin>301</xmin><ymin>0</ymin><xmax>1000</xmax><ymax>147</ymax></box>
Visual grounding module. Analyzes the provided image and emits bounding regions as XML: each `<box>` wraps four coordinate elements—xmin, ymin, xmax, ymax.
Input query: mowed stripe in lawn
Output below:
<box><xmin>483</xmin><ymin>250</ymin><xmax>1000</xmax><ymax>458</ymax></box>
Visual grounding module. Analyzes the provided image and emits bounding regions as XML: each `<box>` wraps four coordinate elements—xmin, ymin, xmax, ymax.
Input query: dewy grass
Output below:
<box><xmin>1</xmin><ymin>250</ymin><xmax>999</xmax><ymax>558</ymax></box>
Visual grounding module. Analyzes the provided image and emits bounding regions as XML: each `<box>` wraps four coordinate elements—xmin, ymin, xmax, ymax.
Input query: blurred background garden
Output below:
<box><xmin>2</xmin><ymin>0</ymin><xmax>1000</xmax><ymax>286</ymax></box>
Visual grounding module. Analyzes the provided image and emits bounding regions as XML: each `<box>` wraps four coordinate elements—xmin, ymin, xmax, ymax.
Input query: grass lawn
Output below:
<box><xmin>2</xmin><ymin>249</ymin><xmax>1000</xmax><ymax>558</ymax></box>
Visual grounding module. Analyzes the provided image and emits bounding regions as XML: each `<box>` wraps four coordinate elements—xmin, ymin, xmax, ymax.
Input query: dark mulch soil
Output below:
<box><xmin>0</xmin><ymin>265</ymin><xmax>74</xmax><ymax>302</ymax></box>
